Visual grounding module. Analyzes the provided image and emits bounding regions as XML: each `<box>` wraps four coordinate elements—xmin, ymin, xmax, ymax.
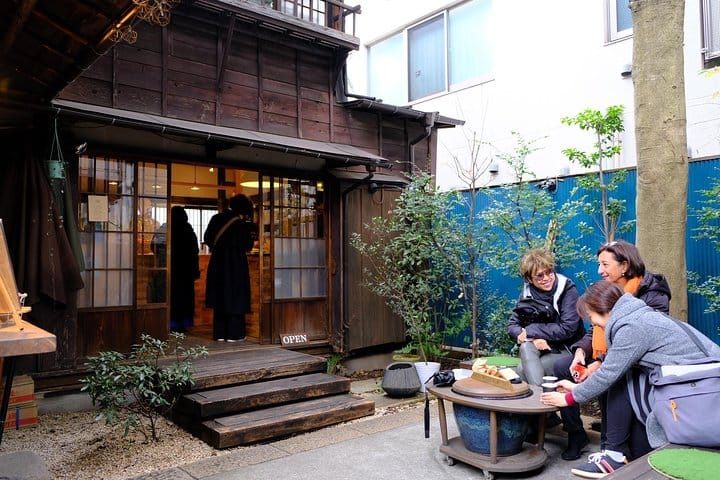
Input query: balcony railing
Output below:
<box><xmin>248</xmin><ymin>0</ymin><xmax>360</xmax><ymax>36</ymax></box>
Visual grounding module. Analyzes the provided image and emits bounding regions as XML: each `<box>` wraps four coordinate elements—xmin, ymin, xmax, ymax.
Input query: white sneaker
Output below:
<box><xmin>226</xmin><ymin>339</ymin><xmax>237</xmax><ymax>343</ymax></box>
<box><xmin>216</xmin><ymin>338</ymin><xmax>225</xmax><ymax>342</ymax></box>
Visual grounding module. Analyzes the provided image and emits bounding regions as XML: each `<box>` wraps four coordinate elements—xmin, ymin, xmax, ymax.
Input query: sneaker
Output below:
<box><xmin>571</xmin><ymin>452</ymin><xmax>626</xmax><ymax>478</ymax></box>
<box><xmin>226</xmin><ymin>339</ymin><xmax>237</xmax><ymax>343</ymax></box>
<box><xmin>215</xmin><ymin>338</ymin><xmax>225</xmax><ymax>342</ymax></box>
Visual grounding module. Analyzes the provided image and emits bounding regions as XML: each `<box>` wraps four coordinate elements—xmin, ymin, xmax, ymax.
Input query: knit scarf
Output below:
<box><xmin>591</xmin><ymin>276</ymin><xmax>643</xmax><ymax>358</ymax></box>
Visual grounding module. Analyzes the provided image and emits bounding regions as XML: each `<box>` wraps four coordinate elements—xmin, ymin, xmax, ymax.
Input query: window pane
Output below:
<box><xmin>409</xmin><ymin>15</ymin><xmax>445</xmax><ymax>101</ymax></box>
<box><xmin>302</xmin><ymin>239</ymin><xmax>325</xmax><ymax>267</ymax></box>
<box><xmin>706</xmin><ymin>0</ymin><xmax>720</xmax><ymax>59</ymax></box>
<box><xmin>120</xmin><ymin>271</ymin><xmax>133</xmax><ymax>305</ymax></box>
<box><xmin>93</xmin><ymin>271</ymin><xmax>107</xmax><ymax>307</ymax></box>
<box><xmin>94</xmin><ymin>232</ymin><xmax>107</xmax><ymax>268</ymax></box>
<box><xmin>616</xmin><ymin>0</ymin><xmax>632</xmax><ymax>32</ymax></box>
<box><xmin>276</xmin><ymin>238</ymin><xmax>301</xmax><ymax>267</ymax></box>
<box><xmin>301</xmin><ymin>268</ymin><xmax>326</xmax><ymax>297</ymax></box>
<box><xmin>275</xmin><ymin>269</ymin><xmax>301</xmax><ymax>298</ymax></box>
<box><xmin>449</xmin><ymin>0</ymin><xmax>493</xmax><ymax>86</ymax></box>
<box><xmin>368</xmin><ymin>33</ymin><xmax>406</xmax><ymax>104</ymax></box>
<box><xmin>77</xmin><ymin>270</ymin><xmax>91</xmax><ymax>308</ymax></box>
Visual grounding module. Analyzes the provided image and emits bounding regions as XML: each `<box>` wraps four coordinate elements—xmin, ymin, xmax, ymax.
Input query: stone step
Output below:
<box><xmin>200</xmin><ymin>394</ymin><xmax>375</xmax><ymax>449</ymax></box>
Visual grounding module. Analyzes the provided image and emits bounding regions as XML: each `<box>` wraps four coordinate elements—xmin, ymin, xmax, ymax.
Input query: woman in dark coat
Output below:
<box><xmin>204</xmin><ymin>194</ymin><xmax>257</xmax><ymax>342</ymax></box>
<box><xmin>169</xmin><ymin>206</ymin><xmax>200</xmax><ymax>333</ymax></box>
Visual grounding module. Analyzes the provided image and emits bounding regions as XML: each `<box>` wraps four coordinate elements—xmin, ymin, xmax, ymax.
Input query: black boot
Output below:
<box><xmin>562</xmin><ymin>430</ymin><xmax>589</xmax><ymax>461</ymax></box>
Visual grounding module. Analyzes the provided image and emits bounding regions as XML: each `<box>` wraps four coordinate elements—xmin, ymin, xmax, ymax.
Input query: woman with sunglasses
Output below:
<box><xmin>507</xmin><ymin>248</ymin><xmax>587</xmax><ymax>457</ymax></box>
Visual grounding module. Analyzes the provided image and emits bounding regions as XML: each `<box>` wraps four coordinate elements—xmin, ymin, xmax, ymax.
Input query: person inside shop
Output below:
<box><xmin>203</xmin><ymin>194</ymin><xmax>258</xmax><ymax>342</ymax></box>
<box><xmin>168</xmin><ymin>206</ymin><xmax>200</xmax><ymax>333</ymax></box>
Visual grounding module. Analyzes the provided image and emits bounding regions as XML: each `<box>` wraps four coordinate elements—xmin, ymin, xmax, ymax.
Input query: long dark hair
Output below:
<box><xmin>596</xmin><ymin>240</ymin><xmax>646</xmax><ymax>278</ymax></box>
<box><xmin>576</xmin><ymin>281</ymin><xmax>624</xmax><ymax>318</ymax></box>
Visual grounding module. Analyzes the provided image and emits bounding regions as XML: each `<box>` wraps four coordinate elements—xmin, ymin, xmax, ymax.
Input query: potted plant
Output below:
<box><xmin>350</xmin><ymin>174</ymin><xmax>453</xmax><ymax>388</ymax></box>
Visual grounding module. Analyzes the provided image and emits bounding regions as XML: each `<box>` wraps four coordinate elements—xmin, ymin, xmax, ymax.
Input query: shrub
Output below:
<box><xmin>80</xmin><ymin>332</ymin><xmax>208</xmax><ymax>442</ymax></box>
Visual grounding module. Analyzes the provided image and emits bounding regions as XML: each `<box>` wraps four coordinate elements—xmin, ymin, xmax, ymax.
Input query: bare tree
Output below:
<box><xmin>631</xmin><ymin>0</ymin><xmax>688</xmax><ymax>320</ymax></box>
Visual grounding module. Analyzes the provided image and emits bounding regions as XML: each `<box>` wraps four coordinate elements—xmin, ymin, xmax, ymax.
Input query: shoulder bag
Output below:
<box><xmin>649</xmin><ymin>320</ymin><xmax>720</xmax><ymax>447</ymax></box>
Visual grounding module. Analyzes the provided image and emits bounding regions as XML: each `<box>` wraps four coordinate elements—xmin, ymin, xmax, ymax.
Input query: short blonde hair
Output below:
<box><xmin>519</xmin><ymin>248</ymin><xmax>555</xmax><ymax>282</ymax></box>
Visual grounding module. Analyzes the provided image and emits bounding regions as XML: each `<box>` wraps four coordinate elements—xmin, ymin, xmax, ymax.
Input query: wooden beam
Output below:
<box><xmin>32</xmin><ymin>8</ymin><xmax>91</xmax><ymax>48</ymax></box>
<box><xmin>1</xmin><ymin>0</ymin><xmax>37</xmax><ymax>56</ymax></box>
<box><xmin>216</xmin><ymin>15</ymin><xmax>236</xmax><ymax>92</ymax></box>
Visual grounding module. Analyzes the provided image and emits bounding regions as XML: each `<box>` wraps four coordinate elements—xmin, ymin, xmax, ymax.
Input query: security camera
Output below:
<box><xmin>368</xmin><ymin>182</ymin><xmax>379</xmax><ymax>194</ymax></box>
<box><xmin>488</xmin><ymin>161</ymin><xmax>499</xmax><ymax>174</ymax></box>
<box><xmin>621</xmin><ymin>64</ymin><xmax>632</xmax><ymax>78</ymax></box>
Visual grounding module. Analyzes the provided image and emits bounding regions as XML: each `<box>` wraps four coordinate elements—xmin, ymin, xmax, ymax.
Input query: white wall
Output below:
<box><xmin>346</xmin><ymin>0</ymin><xmax>720</xmax><ymax>190</ymax></box>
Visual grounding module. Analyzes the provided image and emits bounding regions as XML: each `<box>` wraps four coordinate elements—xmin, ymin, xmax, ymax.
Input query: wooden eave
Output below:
<box><xmin>0</xmin><ymin>0</ymin><xmax>135</xmax><ymax>112</ymax></box>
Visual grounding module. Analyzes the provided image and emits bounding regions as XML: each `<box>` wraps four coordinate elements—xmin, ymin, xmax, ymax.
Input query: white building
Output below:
<box><xmin>346</xmin><ymin>0</ymin><xmax>720</xmax><ymax>190</ymax></box>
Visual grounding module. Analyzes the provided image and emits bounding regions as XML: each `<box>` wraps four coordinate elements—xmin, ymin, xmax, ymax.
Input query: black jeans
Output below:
<box><xmin>604</xmin><ymin>379</ymin><xmax>652</xmax><ymax>460</ymax></box>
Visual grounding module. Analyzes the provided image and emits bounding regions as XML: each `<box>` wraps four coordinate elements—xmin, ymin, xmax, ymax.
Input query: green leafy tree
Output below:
<box><xmin>439</xmin><ymin>129</ymin><xmax>504</xmax><ymax>357</ymax></box>
<box><xmin>561</xmin><ymin>105</ymin><xmax>632</xmax><ymax>243</ymax></box>
<box><xmin>350</xmin><ymin>174</ymin><xmax>461</xmax><ymax>363</ymax></box>
<box><xmin>482</xmin><ymin>132</ymin><xmax>591</xmax><ymax>275</ymax></box>
<box><xmin>689</xmin><ymin>177</ymin><xmax>720</xmax><ymax>313</ymax></box>
<box><xmin>81</xmin><ymin>332</ymin><xmax>208</xmax><ymax>442</ymax></box>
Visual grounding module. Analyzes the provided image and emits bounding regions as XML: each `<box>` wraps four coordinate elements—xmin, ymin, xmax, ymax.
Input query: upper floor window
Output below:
<box><xmin>607</xmin><ymin>0</ymin><xmax>632</xmax><ymax>42</ymax></box>
<box><xmin>703</xmin><ymin>0</ymin><xmax>720</xmax><ymax>66</ymax></box>
<box><xmin>368</xmin><ymin>0</ymin><xmax>493</xmax><ymax>104</ymax></box>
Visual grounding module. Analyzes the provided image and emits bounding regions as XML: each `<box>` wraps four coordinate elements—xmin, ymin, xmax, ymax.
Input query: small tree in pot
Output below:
<box><xmin>350</xmin><ymin>173</ymin><xmax>461</xmax><ymax>364</ymax></box>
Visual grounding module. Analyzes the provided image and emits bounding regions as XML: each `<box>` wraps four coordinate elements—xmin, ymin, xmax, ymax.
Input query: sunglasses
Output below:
<box><xmin>532</xmin><ymin>269</ymin><xmax>555</xmax><ymax>281</ymax></box>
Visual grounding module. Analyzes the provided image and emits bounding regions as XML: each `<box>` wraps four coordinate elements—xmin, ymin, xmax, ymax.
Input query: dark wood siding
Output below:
<box><xmin>344</xmin><ymin>188</ymin><xmax>405</xmax><ymax>352</ymax></box>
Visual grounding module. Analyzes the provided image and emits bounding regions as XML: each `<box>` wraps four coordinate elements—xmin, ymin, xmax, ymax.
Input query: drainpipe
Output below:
<box><xmin>408</xmin><ymin>111</ymin><xmax>439</xmax><ymax>174</ymax></box>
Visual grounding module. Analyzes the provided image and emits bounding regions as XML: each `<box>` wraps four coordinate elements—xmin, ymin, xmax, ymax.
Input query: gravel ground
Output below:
<box><xmin>0</xmin><ymin>389</ymin><xmax>411</xmax><ymax>479</ymax></box>
<box><xmin>0</xmin><ymin>410</ymin><xmax>224</xmax><ymax>479</ymax></box>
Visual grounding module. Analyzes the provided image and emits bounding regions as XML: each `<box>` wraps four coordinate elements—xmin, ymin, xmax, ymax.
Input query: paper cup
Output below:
<box><xmin>541</xmin><ymin>382</ymin><xmax>557</xmax><ymax>392</ymax></box>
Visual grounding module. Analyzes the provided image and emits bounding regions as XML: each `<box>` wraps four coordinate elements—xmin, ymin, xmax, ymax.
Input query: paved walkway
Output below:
<box><xmin>125</xmin><ymin>379</ymin><xmax>602</xmax><ymax>480</ymax></box>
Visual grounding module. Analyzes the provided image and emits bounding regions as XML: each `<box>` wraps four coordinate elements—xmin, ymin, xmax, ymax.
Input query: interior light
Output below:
<box><xmin>240</xmin><ymin>180</ymin><xmax>279</xmax><ymax>189</ymax></box>
<box><xmin>109</xmin><ymin>181</ymin><xmax>119</xmax><ymax>186</ymax></box>
<box><xmin>152</xmin><ymin>184</ymin><xmax>162</xmax><ymax>189</ymax></box>
<box><xmin>190</xmin><ymin>185</ymin><xmax>200</xmax><ymax>191</ymax></box>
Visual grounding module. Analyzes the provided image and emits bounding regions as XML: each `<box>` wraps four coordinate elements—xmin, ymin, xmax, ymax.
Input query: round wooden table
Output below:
<box><xmin>427</xmin><ymin>382</ymin><xmax>557</xmax><ymax>480</ymax></box>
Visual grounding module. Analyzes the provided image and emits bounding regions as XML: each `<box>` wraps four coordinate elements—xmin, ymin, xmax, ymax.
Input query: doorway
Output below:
<box><xmin>169</xmin><ymin>165</ymin><xmax>329</xmax><ymax>345</ymax></box>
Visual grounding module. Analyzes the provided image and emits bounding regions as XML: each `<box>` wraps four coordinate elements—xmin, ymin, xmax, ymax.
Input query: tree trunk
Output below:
<box><xmin>631</xmin><ymin>0</ymin><xmax>688</xmax><ymax>320</ymax></box>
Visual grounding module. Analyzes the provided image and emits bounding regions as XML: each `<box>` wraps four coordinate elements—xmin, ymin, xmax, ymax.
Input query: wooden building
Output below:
<box><xmin>0</xmin><ymin>0</ymin><xmax>460</xmax><ymax>386</ymax></box>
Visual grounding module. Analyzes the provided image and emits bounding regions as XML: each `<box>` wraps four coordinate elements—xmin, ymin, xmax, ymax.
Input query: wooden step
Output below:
<box><xmin>176</xmin><ymin>373</ymin><xmax>351</xmax><ymax>418</ymax></box>
<box><xmin>187</xmin><ymin>348</ymin><xmax>327</xmax><ymax>391</ymax></box>
<box><xmin>200</xmin><ymin>394</ymin><xmax>376</xmax><ymax>449</ymax></box>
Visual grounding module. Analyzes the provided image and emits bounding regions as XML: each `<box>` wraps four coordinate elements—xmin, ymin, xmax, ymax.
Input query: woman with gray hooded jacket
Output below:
<box><xmin>541</xmin><ymin>281</ymin><xmax>720</xmax><ymax>478</ymax></box>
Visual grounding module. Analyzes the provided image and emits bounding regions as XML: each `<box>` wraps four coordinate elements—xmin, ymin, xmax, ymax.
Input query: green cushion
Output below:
<box><xmin>481</xmin><ymin>356</ymin><xmax>520</xmax><ymax>367</ymax></box>
<box><xmin>648</xmin><ymin>448</ymin><xmax>720</xmax><ymax>480</ymax></box>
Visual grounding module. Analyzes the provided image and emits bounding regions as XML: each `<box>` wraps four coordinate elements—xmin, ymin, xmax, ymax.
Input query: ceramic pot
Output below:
<box><xmin>453</xmin><ymin>403</ymin><xmax>530</xmax><ymax>456</ymax></box>
<box><xmin>414</xmin><ymin>361</ymin><xmax>441</xmax><ymax>393</ymax></box>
